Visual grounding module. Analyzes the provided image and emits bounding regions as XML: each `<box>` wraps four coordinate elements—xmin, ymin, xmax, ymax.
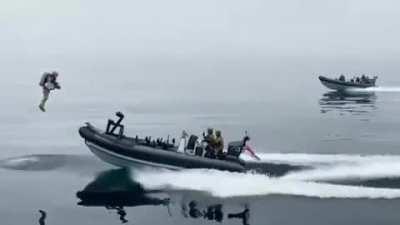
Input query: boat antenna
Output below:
<box><xmin>245</xmin><ymin>130</ymin><xmax>249</xmax><ymax>139</ymax></box>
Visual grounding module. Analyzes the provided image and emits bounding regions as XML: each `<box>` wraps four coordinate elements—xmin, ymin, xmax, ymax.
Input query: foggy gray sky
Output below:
<box><xmin>1</xmin><ymin>0</ymin><xmax>400</xmax><ymax>92</ymax></box>
<box><xmin>1</xmin><ymin>0</ymin><xmax>400</xmax><ymax>154</ymax></box>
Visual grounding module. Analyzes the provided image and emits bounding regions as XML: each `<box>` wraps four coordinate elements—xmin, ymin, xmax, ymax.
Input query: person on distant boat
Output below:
<box><xmin>364</xmin><ymin>76</ymin><xmax>371</xmax><ymax>84</ymax></box>
<box><xmin>214</xmin><ymin>130</ymin><xmax>225</xmax><ymax>159</ymax></box>
<box><xmin>39</xmin><ymin>71</ymin><xmax>61</xmax><ymax>112</ymax></box>
<box><xmin>356</xmin><ymin>77</ymin><xmax>360</xmax><ymax>83</ymax></box>
<box><xmin>361</xmin><ymin>74</ymin><xmax>366</xmax><ymax>84</ymax></box>
<box><xmin>339</xmin><ymin>75</ymin><xmax>345</xmax><ymax>82</ymax></box>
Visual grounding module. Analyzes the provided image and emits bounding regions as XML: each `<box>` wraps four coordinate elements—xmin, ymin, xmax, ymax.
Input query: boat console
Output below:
<box><xmin>227</xmin><ymin>135</ymin><xmax>250</xmax><ymax>157</ymax></box>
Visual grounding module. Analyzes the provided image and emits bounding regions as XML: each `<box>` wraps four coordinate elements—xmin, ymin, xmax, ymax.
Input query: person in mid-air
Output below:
<box><xmin>39</xmin><ymin>71</ymin><xmax>61</xmax><ymax>112</ymax></box>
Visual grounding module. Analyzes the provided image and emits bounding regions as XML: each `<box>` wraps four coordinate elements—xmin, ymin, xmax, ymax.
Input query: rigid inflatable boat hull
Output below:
<box><xmin>79</xmin><ymin>126</ymin><xmax>246</xmax><ymax>172</ymax></box>
<box><xmin>86</xmin><ymin>141</ymin><xmax>181</xmax><ymax>170</ymax></box>
<box><xmin>319</xmin><ymin>76</ymin><xmax>376</xmax><ymax>91</ymax></box>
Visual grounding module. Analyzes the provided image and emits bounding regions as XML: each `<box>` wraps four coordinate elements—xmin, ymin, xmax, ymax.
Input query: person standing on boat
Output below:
<box><xmin>203</xmin><ymin>128</ymin><xmax>216</xmax><ymax>158</ymax></box>
<box><xmin>214</xmin><ymin>130</ymin><xmax>224</xmax><ymax>159</ymax></box>
<box><xmin>38</xmin><ymin>71</ymin><xmax>61</xmax><ymax>112</ymax></box>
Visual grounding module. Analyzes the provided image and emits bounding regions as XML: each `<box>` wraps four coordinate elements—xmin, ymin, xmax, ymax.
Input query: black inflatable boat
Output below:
<box><xmin>79</xmin><ymin>112</ymin><xmax>251</xmax><ymax>172</ymax></box>
<box><xmin>319</xmin><ymin>76</ymin><xmax>377</xmax><ymax>91</ymax></box>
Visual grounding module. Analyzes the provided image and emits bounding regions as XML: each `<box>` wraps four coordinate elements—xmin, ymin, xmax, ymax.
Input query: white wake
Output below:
<box><xmin>134</xmin><ymin>153</ymin><xmax>400</xmax><ymax>199</ymax></box>
<box><xmin>134</xmin><ymin>168</ymin><xmax>400</xmax><ymax>199</ymax></box>
<box><xmin>352</xmin><ymin>86</ymin><xmax>400</xmax><ymax>93</ymax></box>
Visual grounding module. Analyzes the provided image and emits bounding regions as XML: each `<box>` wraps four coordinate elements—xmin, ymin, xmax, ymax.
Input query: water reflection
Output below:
<box><xmin>106</xmin><ymin>206</ymin><xmax>128</xmax><ymax>224</ymax></box>
<box><xmin>76</xmin><ymin>169</ymin><xmax>169</xmax><ymax>223</ymax></box>
<box><xmin>76</xmin><ymin>169</ymin><xmax>250</xmax><ymax>225</ymax></box>
<box><xmin>319</xmin><ymin>91</ymin><xmax>377</xmax><ymax>116</ymax></box>
<box><xmin>182</xmin><ymin>201</ymin><xmax>249</xmax><ymax>225</ymax></box>
<box><xmin>184</xmin><ymin>201</ymin><xmax>224</xmax><ymax>222</ymax></box>
<box><xmin>38</xmin><ymin>210</ymin><xmax>47</xmax><ymax>225</ymax></box>
<box><xmin>228</xmin><ymin>206</ymin><xmax>250</xmax><ymax>225</ymax></box>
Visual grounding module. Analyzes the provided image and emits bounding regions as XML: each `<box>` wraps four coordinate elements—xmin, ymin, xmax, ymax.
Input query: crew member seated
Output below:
<box><xmin>204</xmin><ymin>128</ymin><xmax>216</xmax><ymax>145</ymax></box>
<box><xmin>203</xmin><ymin>128</ymin><xmax>216</xmax><ymax>159</ymax></box>
<box><xmin>339</xmin><ymin>74</ymin><xmax>345</xmax><ymax>82</ymax></box>
<box><xmin>214</xmin><ymin>130</ymin><xmax>225</xmax><ymax>159</ymax></box>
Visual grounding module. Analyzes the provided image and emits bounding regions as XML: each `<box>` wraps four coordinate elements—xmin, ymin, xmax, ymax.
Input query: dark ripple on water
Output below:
<box><xmin>0</xmin><ymin>154</ymin><xmax>107</xmax><ymax>172</ymax></box>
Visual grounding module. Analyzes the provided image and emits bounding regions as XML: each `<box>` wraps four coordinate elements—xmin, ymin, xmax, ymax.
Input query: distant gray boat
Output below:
<box><xmin>319</xmin><ymin>76</ymin><xmax>377</xmax><ymax>91</ymax></box>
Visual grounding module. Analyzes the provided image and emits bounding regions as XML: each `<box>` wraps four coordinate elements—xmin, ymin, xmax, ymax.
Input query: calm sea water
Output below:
<box><xmin>2</xmin><ymin>71</ymin><xmax>400</xmax><ymax>225</ymax></box>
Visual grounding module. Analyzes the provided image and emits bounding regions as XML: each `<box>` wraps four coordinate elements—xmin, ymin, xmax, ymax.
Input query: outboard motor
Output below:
<box><xmin>227</xmin><ymin>141</ymin><xmax>244</xmax><ymax>157</ymax></box>
<box><xmin>227</xmin><ymin>135</ymin><xmax>250</xmax><ymax>158</ymax></box>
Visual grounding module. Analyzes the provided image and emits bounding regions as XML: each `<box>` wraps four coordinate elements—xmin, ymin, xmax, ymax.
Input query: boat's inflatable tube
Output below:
<box><xmin>79</xmin><ymin>124</ymin><xmax>246</xmax><ymax>172</ymax></box>
<box><xmin>319</xmin><ymin>76</ymin><xmax>376</xmax><ymax>90</ymax></box>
